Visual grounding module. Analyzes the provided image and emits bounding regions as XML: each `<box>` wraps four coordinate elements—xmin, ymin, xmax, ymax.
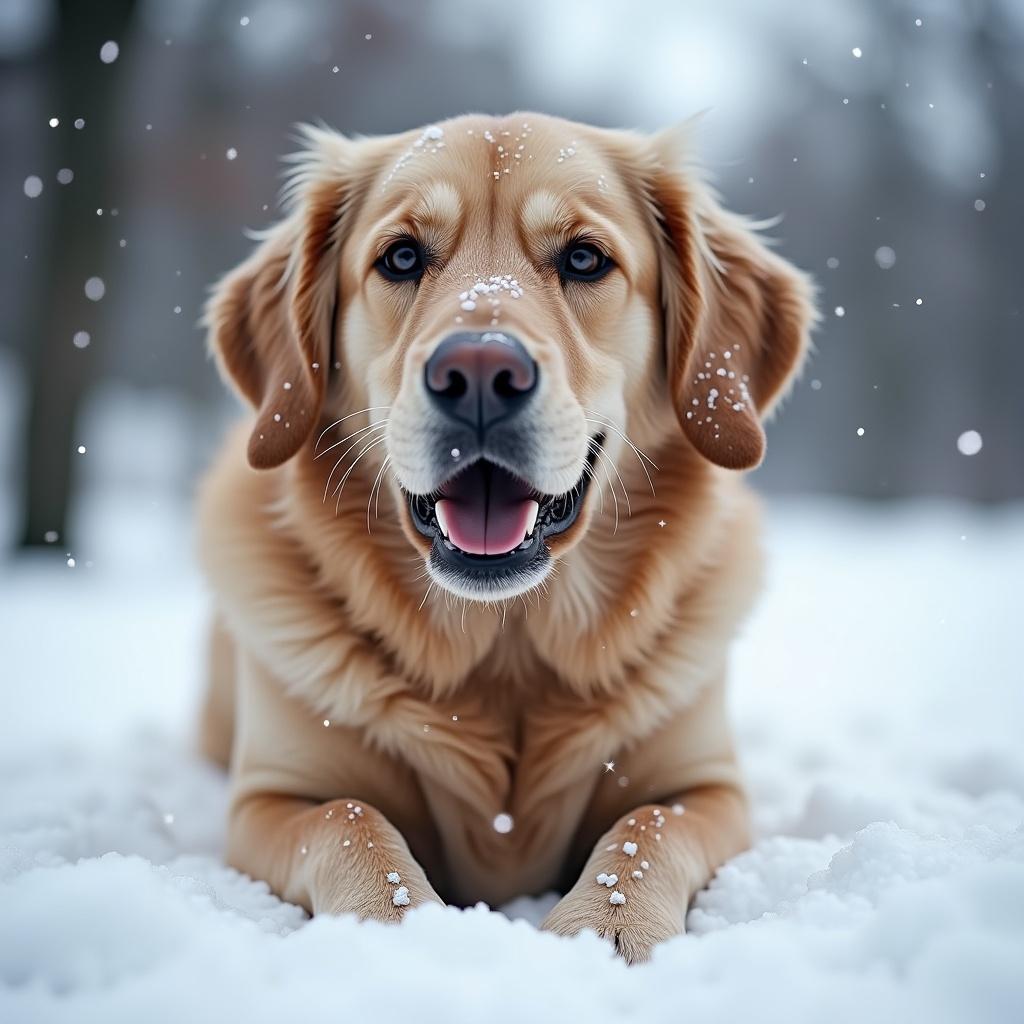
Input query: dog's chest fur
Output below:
<box><xmin>200</xmin><ymin>427</ymin><xmax>760</xmax><ymax>905</ymax></box>
<box><xmin>414</xmin><ymin>641</ymin><xmax>603</xmax><ymax>903</ymax></box>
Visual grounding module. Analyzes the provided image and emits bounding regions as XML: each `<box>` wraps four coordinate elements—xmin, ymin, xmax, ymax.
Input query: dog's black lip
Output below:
<box><xmin>406</xmin><ymin>434</ymin><xmax>604</xmax><ymax>575</ymax></box>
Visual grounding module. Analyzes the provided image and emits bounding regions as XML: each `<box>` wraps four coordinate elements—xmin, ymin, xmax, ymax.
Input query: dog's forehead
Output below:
<box><xmin>363</xmin><ymin>114</ymin><xmax>626</xmax><ymax>225</ymax></box>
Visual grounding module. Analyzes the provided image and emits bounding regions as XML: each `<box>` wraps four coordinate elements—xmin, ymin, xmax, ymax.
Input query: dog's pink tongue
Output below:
<box><xmin>436</xmin><ymin>464</ymin><xmax>538</xmax><ymax>556</ymax></box>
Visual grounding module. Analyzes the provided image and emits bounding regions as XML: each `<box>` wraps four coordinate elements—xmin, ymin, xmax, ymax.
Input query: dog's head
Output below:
<box><xmin>206</xmin><ymin>114</ymin><xmax>815</xmax><ymax>603</ymax></box>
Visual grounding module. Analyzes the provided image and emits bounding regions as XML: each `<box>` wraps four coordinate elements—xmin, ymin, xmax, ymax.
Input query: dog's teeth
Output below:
<box><xmin>434</xmin><ymin>499</ymin><xmax>451</xmax><ymax>539</ymax></box>
<box><xmin>524</xmin><ymin>499</ymin><xmax>539</xmax><ymax>537</ymax></box>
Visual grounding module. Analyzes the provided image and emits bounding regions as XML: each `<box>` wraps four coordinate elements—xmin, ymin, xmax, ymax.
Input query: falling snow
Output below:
<box><xmin>957</xmin><ymin>430</ymin><xmax>983</xmax><ymax>456</ymax></box>
<box><xmin>874</xmin><ymin>246</ymin><xmax>896</xmax><ymax>269</ymax></box>
<box><xmin>493</xmin><ymin>813</ymin><xmax>514</xmax><ymax>834</ymax></box>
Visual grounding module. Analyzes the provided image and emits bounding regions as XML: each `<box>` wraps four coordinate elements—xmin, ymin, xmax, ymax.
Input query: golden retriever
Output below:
<box><xmin>196</xmin><ymin>112</ymin><xmax>816</xmax><ymax>963</ymax></box>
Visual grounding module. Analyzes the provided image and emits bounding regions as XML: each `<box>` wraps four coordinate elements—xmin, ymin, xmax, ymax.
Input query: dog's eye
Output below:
<box><xmin>377</xmin><ymin>239</ymin><xmax>425</xmax><ymax>282</ymax></box>
<box><xmin>560</xmin><ymin>242</ymin><xmax>611</xmax><ymax>282</ymax></box>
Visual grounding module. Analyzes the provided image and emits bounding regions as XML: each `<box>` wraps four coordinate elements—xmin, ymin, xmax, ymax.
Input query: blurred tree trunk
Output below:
<box><xmin>18</xmin><ymin>0</ymin><xmax>136</xmax><ymax>549</ymax></box>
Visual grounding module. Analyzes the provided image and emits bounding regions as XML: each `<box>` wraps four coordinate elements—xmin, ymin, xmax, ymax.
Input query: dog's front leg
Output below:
<box><xmin>541</xmin><ymin>784</ymin><xmax>749</xmax><ymax>963</ymax></box>
<box><xmin>224</xmin><ymin>649</ymin><xmax>444</xmax><ymax>921</ymax></box>
<box><xmin>228</xmin><ymin>792</ymin><xmax>443</xmax><ymax>920</ymax></box>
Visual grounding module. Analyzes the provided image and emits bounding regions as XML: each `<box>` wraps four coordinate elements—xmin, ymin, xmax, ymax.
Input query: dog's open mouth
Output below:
<box><xmin>406</xmin><ymin>435</ymin><xmax>604</xmax><ymax>590</ymax></box>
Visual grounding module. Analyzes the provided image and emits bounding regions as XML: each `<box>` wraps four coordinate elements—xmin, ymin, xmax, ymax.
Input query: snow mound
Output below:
<box><xmin>1</xmin><ymin>500</ymin><xmax>1023</xmax><ymax>1022</ymax></box>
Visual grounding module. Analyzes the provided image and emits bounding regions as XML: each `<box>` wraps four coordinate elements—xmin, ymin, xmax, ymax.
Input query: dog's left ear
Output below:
<box><xmin>647</xmin><ymin>129</ymin><xmax>818</xmax><ymax>470</ymax></box>
<box><xmin>204</xmin><ymin>127</ymin><xmax>360</xmax><ymax>470</ymax></box>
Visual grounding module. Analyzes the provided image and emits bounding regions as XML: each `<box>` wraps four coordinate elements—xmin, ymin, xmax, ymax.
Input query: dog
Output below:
<box><xmin>196</xmin><ymin>112</ymin><xmax>815</xmax><ymax>963</ymax></box>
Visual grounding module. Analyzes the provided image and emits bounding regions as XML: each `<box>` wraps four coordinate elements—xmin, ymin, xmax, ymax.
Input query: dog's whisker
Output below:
<box><xmin>377</xmin><ymin>460</ymin><xmax>397</xmax><ymax>523</ymax></box>
<box><xmin>334</xmin><ymin>436</ymin><xmax>388</xmax><ymax>505</ymax></box>
<box><xmin>592</xmin><ymin>442</ymin><xmax>633</xmax><ymax>519</ymax></box>
<box><xmin>417</xmin><ymin>580</ymin><xmax>436</xmax><ymax>612</ymax></box>
<box><xmin>315</xmin><ymin>406</ymin><xmax>392</xmax><ymax>453</ymax></box>
<box><xmin>314</xmin><ymin>419</ymin><xmax>389</xmax><ymax>461</ymax></box>
<box><xmin>584</xmin><ymin>411</ymin><xmax>659</xmax><ymax>495</ymax></box>
<box><xmin>585</xmin><ymin>425</ymin><xmax>658</xmax><ymax>499</ymax></box>
<box><xmin>574</xmin><ymin>454</ymin><xmax>599</xmax><ymax>518</ymax></box>
<box><xmin>576</xmin><ymin>449</ymin><xmax>604</xmax><ymax>516</ymax></box>
<box><xmin>323</xmin><ymin>456</ymin><xmax>346</xmax><ymax>505</ymax></box>
<box><xmin>366</xmin><ymin>455</ymin><xmax>392</xmax><ymax>533</ymax></box>
<box><xmin>585</xmin><ymin>438</ymin><xmax>628</xmax><ymax>522</ymax></box>
<box><xmin>591</xmin><ymin>444</ymin><xmax>620</xmax><ymax>533</ymax></box>
<box><xmin>322</xmin><ymin>426</ymin><xmax>388</xmax><ymax>502</ymax></box>
<box><xmin>583</xmin><ymin>410</ymin><xmax>659</xmax><ymax>469</ymax></box>
<box><xmin>585</xmin><ymin>414</ymin><xmax>658</xmax><ymax>480</ymax></box>
<box><xmin>332</xmin><ymin>436</ymin><xmax>388</xmax><ymax>514</ymax></box>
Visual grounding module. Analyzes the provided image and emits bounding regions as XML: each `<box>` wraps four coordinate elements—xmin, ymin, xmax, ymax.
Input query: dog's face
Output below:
<box><xmin>207</xmin><ymin>114</ymin><xmax>815</xmax><ymax>603</ymax></box>
<box><xmin>341</xmin><ymin>117</ymin><xmax>666</xmax><ymax>601</ymax></box>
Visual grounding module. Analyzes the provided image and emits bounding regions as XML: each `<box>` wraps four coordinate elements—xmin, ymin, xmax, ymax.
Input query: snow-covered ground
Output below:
<box><xmin>2</xmin><ymin>491</ymin><xmax>1023</xmax><ymax>1023</ymax></box>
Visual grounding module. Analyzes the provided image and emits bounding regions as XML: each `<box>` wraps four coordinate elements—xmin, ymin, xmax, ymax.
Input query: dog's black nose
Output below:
<box><xmin>424</xmin><ymin>331</ymin><xmax>538</xmax><ymax>432</ymax></box>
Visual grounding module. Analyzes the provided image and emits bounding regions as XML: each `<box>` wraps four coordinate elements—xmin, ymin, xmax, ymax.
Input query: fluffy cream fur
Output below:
<box><xmin>196</xmin><ymin>112</ymin><xmax>816</xmax><ymax>961</ymax></box>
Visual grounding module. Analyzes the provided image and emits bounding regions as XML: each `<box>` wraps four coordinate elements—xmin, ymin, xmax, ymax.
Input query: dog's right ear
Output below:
<box><xmin>204</xmin><ymin>127</ymin><xmax>361</xmax><ymax>470</ymax></box>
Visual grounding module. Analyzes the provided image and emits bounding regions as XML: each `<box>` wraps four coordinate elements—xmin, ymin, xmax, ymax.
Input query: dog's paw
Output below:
<box><xmin>308</xmin><ymin>800</ymin><xmax>445</xmax><ymax>922</ymax></box>
<box><xmin>540</xmin><ymin>883</ymin><xmax>682</xmax><ymax>964</ymax></box>
<box><xmin>317</xmin><ymin>867</ymin><xmax>443</xmax><ymax>923</ymax></box>
<box><xmin>316</xmin><ymin>858</ymin><xmax>445</xmax><ymax>923</ymax></box>
<box><xmin>540</xmin><ymin>806</ymin><xmax>690</xmax><ymax>963</ymax></box>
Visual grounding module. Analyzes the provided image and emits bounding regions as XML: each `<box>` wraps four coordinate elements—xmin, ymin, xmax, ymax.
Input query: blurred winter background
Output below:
<box><xmin>2</xmin><ymin>3</ymin><xmax>1023</xmax><ymax>1020</ymax></box>
<box><xmin>2</xmin><ymin>0</ymin><xmax>1023</xmax><ymax>561</ymax></box>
